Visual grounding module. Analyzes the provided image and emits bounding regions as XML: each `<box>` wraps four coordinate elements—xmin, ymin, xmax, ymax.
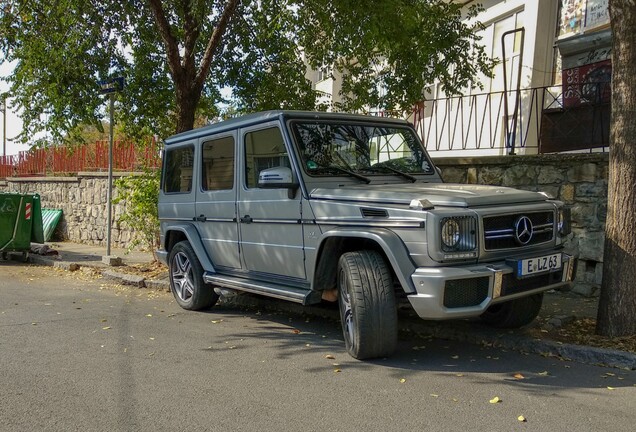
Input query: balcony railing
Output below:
<box><xmin>412</xmin><ymin>84</ymin><xmax>610</xmax><ymax>156</ymax></box>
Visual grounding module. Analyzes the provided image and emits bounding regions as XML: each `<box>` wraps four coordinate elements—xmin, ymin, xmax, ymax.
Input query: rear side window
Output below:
<box><xmin>163</xmin><ymin>146</ymin><xmax>194</xmax><ymax>193</ymax></box>
<box><xmin>201</xmin><ymin>136</ymin><xmax>235</xmax><ymax>191</ymax></box>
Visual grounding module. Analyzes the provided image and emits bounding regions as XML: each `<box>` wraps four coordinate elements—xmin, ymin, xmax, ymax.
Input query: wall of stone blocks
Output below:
<box><xmin>435</xmin><ymin>153</ymin><xmax>608</xmax><ymax>297</ymax></box>
<box><xmin>1</xmin><ymin>153</ymin><xmax>608</xmax><ymax>295</ymax></box>
<box><xmin>0</xmin><ymin>173</ymin><xmax>136</xmax><ymax>249</ymax></box>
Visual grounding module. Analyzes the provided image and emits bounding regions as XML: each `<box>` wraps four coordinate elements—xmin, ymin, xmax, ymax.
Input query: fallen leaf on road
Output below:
<box><xmin>451</xmin><ymin>355</ymin><xmax>459</xmax><ymax>359</ymax></box>
<box><xmin>399</xmin><ymin>378</ymin><xmax>406</xmax><ymax>383</ymax></box>
<box><xmin>334</xmin><ymin>369</ymin><xmax>342</xmax><ymax>373</ymax></box>
<box><xmin>100</xmin><ymin>319</ymin><xmax>107</xmax><ymax>323</ymax></box>
<box><xmin>211</xmin><ymin>320</ymin><xmax>223</xmax><ymax>324</ymax></box>
<box><xmin>102</xmin><ymin>326</ymin><xmax>111</xmax><ymax>330</ymax></box>
<box><xmin>518</xmin><ymin>416</ymin><xmax>527</xmax><ymax>422</ymax></box>
<box><xmin>430</xmin><ymin>394</ymin><xmax>439</xmax><ymax>398</ymax></box>
<box><xmin>513</xmin><ymin>373</ymin><xmax>525</xmax><ymax>380</ymax></box>
<box><xmin>146</xmin><ymin>314</ymin><xmax>152</xmax><ymax>317</ymax></box>
<box><xmin>292</xmin><ymin>329</ymin><xmax>300</xmax><ymax>334</ymax></box>
<box><xmin>489</xmin><ymin>397</ymin><xmax>501</xmax><ymax>404</ymax></box>
<box><xmin>607</xmin><ymin>386</ymin><xmax>615</xmax><ymax>390</ymax></box>
<box><xmin>325</xmin><ymin>354</ymin><xmax>335</xmax><ymax>360</ymax></box>
<box><xmin>456</xmin><ymin>374</ymin><xmax>464</xmax><ymax>377</ymax></box>
<box><xmin>537</xmin><ymin>371</ymin><xmax>550</xmax><ymax>376</ymax></box>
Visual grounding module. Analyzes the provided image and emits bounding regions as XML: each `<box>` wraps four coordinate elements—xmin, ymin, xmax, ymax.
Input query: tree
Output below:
<box><xmin>0</xmin><ymin>0</ymin><xmax>493</xmax><ymax>142</ymax></box>
<box><xmin>596</xmin><ymin>0</ymin><xmax>636</xmax><ymax>337</ymax></box>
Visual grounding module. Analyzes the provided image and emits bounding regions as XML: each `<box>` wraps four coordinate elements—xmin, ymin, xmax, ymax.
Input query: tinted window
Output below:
<box><xmin>163</xmin><ymin>146</ymin><xmax>194</xmax><ymax>193</ymax></box>
<box><xmin>201</xmin><ymin>136</ymin><xmax>234</xmax><ymax>191</ymax></box>
<box><xmin>244</xmin><ymin>127</ymin><xmax>291</xmax><ymax>188</ymax></box>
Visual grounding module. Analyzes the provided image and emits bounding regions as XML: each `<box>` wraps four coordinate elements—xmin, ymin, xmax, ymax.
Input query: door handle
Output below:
<box><xmin>240</xmin><ymin>215</ymin><xmax>253</xmax><ymax>224</ymax></box>
<box><xmin>194</xmin><ymin>214</ymin><xmax>206</xmax><ymax>222</ymax></box>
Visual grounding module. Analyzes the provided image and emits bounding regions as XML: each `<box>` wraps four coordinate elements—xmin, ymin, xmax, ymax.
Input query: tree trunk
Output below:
<box><xmin>596</xmin><ymin>0</ymin><xmax>636</xmax><ymax>337</ymax></box>
<box><xmin>174</xmin><ymin>83</ymin><xmax>201</xmax><ymax>134</ymax></box>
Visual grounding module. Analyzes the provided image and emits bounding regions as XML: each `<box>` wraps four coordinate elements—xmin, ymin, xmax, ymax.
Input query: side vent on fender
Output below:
<box><xmin>361</xmin><ymin>208</ymin><xmax>389</xmax><ymax>218</ymax></box>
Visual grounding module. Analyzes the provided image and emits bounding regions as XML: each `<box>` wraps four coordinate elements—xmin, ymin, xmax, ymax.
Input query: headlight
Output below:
<box><xmin>441</xmin><ymin>219</ymin><xmax>461</xmax><ymax>248</ymax></box>
<box><xmin>440</xmin><ymin>216</ymin><xmax>477</xmax><ymax>254</ymax></box>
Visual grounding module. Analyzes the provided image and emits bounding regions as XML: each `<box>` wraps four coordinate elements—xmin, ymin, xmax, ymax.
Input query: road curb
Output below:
<box><xmin>26</xmin><ymin>254</ymin><xmax>636</xmax><ymax>370</ymax></box>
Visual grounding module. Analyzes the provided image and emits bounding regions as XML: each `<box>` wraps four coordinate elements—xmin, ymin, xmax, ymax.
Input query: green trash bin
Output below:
<box><xmin>0</xmin><ymin>192</ymin><xmax>45</xmax><ymax>261</ymax></box>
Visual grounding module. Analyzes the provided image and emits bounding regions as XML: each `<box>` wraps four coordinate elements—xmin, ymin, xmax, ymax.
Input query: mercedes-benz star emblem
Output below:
<box><xmin>514</xmin><ymin>216</ymin><xmax>533</xmax><ymax>245</ymax></box>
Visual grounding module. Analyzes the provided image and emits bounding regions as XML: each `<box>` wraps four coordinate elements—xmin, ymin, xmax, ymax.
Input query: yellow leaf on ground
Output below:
<box><xmin>333</xmin><ymin>369</ymin><xmax>342</xmax><ymax>373</ymax></box>
<box><xmin>607</xmin><ymin>386</ymin><xmax>616</xmax><ymax>390</ymax></box>
<box><xmin>146</xmin><ymin>314</ymin><xmax>152</xmax><ymax>317</ymax></box>
<box><xmin>399</xmin><ymin>378</ymin><xmax>406</xmax><ymax>383</ymax></box>
<box><xmin>489</xmin><ymin>397</ymin><xmax>501</xmax><ymax>404</ymax></box>
<box><xmin>325</xmin><ymin>354</ymin><xmax>335</xmax><ymax>359</ymax></box>
<box><xmin>102</xmin><ymin>326</ymin><xmax>111</xmax><ymax>330</ymax></box>
<box><xmin>430</xmin><ymin>394</ymin><xmax>439</xmax><ymax>398</ymax></box>
<box><xmin>513</xmin><ymin>373</ymin><xmax>525</xmax><ymax>380</ymax></box>
<box><xmin>518</xmin><ymin>416</ymin><xmax>527</xmax><ymax>422</ymax></box>
<box><xmin>211</xmin><ymin>320</ymin><xmax>223</xmax><ymax>324</ymax></box>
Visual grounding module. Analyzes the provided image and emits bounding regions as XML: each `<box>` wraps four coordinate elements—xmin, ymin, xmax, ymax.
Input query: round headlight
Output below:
<box><xmin>441</xmin><ymin>219</ymin><xmax>461</xmax><ymax>248</ymax></box>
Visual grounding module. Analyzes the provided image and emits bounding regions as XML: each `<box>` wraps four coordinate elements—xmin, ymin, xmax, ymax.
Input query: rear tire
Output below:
<box><xmin>480</xmin><ymin>293</ymin><xmax>544</xmax><ymax>328</ymax></box>
<box><xmin>168</xmin><ymin>241</ymin><xmax>218</xmax><ymax>311</ymax></box>
<box><xmin>337</xmin><ymin>250</ymin><xmax>397</xmax><ymax>359</ymax></box>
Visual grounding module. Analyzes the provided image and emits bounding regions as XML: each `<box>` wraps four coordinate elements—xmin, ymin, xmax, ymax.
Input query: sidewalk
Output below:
<box><xmin>17</xmin><ymin>241</ymin><xmax>635</xmax><ymax>370</ymax></box>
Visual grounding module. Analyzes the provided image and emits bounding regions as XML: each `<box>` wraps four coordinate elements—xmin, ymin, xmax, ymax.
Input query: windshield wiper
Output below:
<box><xmin>364</xmin><ymin>166</ymin><xmax>418</xmax><ymax>183</ymax></box>
<box><xmin>310</xmin><ymin>165</ymin><xmax>371</xmax><ymax>184</ymax></box>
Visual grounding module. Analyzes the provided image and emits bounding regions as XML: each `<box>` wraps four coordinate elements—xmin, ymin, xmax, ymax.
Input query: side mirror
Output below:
<box><xmin>258</xmin><ymin>166</ymin><xmax>299</xmax><ymax>198</ymax></box>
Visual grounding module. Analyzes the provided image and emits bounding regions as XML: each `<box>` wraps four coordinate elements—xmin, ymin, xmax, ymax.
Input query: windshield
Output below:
<box><xmin>289</xmin><ymin>120</ymin><xmax>434</xmax><ymax>178</ymax></box>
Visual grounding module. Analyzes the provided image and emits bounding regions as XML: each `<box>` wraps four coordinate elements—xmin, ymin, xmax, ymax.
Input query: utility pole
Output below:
<box><xmin>98</xmin><ymin>77</ymin><xmax>125</xmax><ymax>265</ymax></box>
<box><xmin>1</xmin><ymin>94</ymin><xmax>6</xmax><ymax>157</ymax></box>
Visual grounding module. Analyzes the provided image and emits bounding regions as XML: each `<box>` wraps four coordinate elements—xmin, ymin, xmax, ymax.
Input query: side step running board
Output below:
<box><xmin>204</xmin><ymin>272</ymin><xmax>319</xmax><ymax>305</ymax></box>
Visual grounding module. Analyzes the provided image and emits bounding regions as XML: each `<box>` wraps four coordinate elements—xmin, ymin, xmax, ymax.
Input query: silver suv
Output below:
<box><xmin>157</xmin><ymin>111</ymin><xmax>575</xmax><ymax>359</ymax></box>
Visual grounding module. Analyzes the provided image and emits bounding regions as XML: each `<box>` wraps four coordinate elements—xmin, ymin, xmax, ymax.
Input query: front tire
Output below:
<box><xmin>337</xmin><ymin>250</ymin><xmax>398</xmax><ymax>359</ymax></box>
<box><xmin>480</xmin><ymin>293</ymin><xmax>544</xmax><ymax>328</ymax></box>
<box><xmin>168</xmin><ymin>241</ymin><xmax>218</xmax><ymax>311</ymax></box>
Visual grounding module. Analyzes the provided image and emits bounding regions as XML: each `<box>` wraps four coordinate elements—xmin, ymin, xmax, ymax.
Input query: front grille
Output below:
<box><xmin>443</xmin><ymin>277</ymin><xmax>489</xmax><ymax>308</ymax></box>
<box><xmin>500</xmin><ymin>270</ymin><xmax>564</xmax><ymax>296</ymax></box>
<box><xmin>483</xmin><ymin>211</ymin><xmax>554</xmax><ymax>250</ymax></box>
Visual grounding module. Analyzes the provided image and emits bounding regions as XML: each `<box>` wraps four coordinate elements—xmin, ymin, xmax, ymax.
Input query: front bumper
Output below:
<box><xmin>407</xmin><ymin>253</ymin><xmax>575</xmax><ymax>320</ymax></box>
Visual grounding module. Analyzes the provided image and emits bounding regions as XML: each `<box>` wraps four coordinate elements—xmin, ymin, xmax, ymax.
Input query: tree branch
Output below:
<box><xmin>194</xmin><ymin>0</ymin><xmax>240</xmax><ymax>88</ymax></box>
<box><xmin>148</xmin><ymin>0</ymin><xmax>183</xmax><ymax>80</ymax></box>
<box><xmin>182</xmin><ymin>0</ymin><xmax>200</xmax><ymax>75</ymax></box>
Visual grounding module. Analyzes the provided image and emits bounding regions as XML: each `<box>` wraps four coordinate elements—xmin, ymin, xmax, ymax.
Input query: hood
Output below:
<box><xmin>309</xmin><ymin>183</ymin><xmax>547</xmax><ymax>208</ymax></box>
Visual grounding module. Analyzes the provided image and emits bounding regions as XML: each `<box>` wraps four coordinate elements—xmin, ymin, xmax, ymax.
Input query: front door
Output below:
<box><xmin>238</xmin><ymin>123</ymin><xmax>306</xmax><ymax>281</ymax></box>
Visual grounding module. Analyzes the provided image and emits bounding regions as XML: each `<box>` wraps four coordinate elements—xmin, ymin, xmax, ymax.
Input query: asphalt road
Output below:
<box><xmin>1</xmin><ymin>261</ymin><xmax>635</xmax><ymax>432</ymax></box>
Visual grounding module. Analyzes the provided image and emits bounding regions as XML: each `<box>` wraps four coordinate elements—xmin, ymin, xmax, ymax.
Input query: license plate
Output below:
<box><xmin>516</xmin><ymin>253</ymin><xmax>562</xmax><ymax>277</ymax></box>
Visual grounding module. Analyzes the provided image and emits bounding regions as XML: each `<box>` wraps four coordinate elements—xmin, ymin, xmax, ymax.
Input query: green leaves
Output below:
<box><xmin>1</xmin><ymin>0</ymin><xmax>494</xmax><ymax>141</ymax></box>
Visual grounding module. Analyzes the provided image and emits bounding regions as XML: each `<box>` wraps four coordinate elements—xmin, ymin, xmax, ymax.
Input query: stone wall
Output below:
<box><xmin>435</xmin><ymin>153</ymin><xmax>608</xmax><ymax>296</ymax></box>
<box><xmin>1</xmin><ymin>153</ymin><xmax>608</xmax><ymax>295</ymax></box>
<box><xmin>0</xmin><ymin>173</ymin><xmax>136</xmax><ymax>249</ymax></box>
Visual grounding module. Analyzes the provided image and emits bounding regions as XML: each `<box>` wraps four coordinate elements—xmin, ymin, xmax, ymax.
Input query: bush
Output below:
<box><xmin>113</xmin><ymin>170</ymin><xmax>160</xmax><ymax>259</ymax></box>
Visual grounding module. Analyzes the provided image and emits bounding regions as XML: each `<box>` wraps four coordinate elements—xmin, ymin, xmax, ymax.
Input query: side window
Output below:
<box><xmin>201</xmin><ymin>136</ymin><xmax>235</xmax><ymax>191</ymax></box>
<box><xmin>244</xmin><ymin>127</ymin><xmax>291</xmax><ymax>188</ymax></box>
<box><xmin>163</xmin><ymin>146</ymin><xmax>194</xmax><ymax>193</ymax></box>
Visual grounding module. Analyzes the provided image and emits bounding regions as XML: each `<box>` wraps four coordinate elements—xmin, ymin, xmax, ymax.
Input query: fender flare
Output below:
<box><xmin>315</xmin><ymin>227</ymin><xmax>417</xmax><ymax>293</ymax></box>
<box><xmin>164</xmin><ymin>223</ymin><xmax>216</xmax><ymax>273</ymax></box>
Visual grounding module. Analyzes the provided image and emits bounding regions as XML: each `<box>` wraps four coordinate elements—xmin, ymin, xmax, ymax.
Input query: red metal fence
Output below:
<box><xmin>0</xmin><ymin>139</ymin><xmax>161</xmax><ymax>178</ymax></box>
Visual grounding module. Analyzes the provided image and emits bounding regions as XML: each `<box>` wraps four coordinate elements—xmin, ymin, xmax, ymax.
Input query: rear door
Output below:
<box><xmin>194</xmin><ymin>131</ymin><xmax>241</xmax><ymax>270</ymax></box>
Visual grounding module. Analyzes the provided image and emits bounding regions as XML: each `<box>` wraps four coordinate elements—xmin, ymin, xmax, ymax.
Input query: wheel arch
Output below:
<box><xmin>163</xmin><ymin>223</ymin><xmax>216</xmax><ymax>273</ymax></box>
<box><xmin>312</xmin><ymin>227</ymin><xmax>417</xmax><ymax>294</ymax></box>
